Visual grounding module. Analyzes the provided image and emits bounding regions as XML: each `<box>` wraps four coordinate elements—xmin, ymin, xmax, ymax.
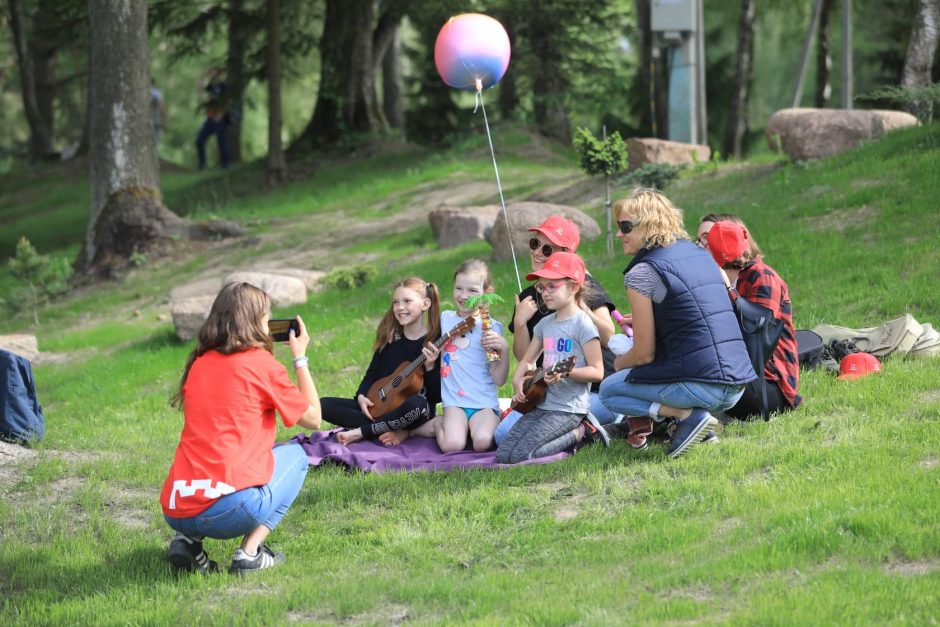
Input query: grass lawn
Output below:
<box><xmin>1</xmin><ymin>124</ymin><xmax>939</xmax><ymax>624</ymax></box>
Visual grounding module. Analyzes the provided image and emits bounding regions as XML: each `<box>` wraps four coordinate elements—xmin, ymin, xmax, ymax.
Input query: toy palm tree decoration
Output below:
<box><xmin>466</xmin><ymin>293</ymin><xmax>505</xmax><ymax>362</ymax></box>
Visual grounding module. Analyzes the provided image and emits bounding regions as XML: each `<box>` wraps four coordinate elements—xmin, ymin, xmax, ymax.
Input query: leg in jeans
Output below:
<box><xmin>195</xmin><ymin>119</ymin><xmax>214</xmax><ymax>169</ymax></box>
<box><xmin>600</xmin><ymin>370</ymin><xmax>744</xmax><ymax>421</ymax></box>
<box><xmin>588</xmin><ymin>391</ymin><xmax>621</xmax><ymax>425</ymax></box>
<box><xmin>493</xmin><ymin>410</ymin><xmax>520</xmax><ymax>446</ymax></box>
<box><xmin>164</xmin><ymin>442</ymin><xmax>308</xmax><ymax>554</ymax></box>
<box><xmin>215</xmin><ymin>121</ymin><xmax>230</xmax><ymax>169</ymax></box>
<box><xmin>495</xmin><ymin>409</ymin><xmax>582</xmax><ymax>464</ymax></box>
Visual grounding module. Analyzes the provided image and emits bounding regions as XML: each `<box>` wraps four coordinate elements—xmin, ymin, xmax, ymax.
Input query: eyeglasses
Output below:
<box><xmin>696</xmin><ymin>232</ymin><xmax>709</xmax><ymax>248</ymax></box>
<box><xmin>534</xmin><ymin>281</ymin><xmax>567</xmax><ymax>294</ymax></box>
<box><xmin>617</xmin><ymin>220</ymin><xmax>637</xmax><ymax>235</ymax></box>
<box><xmin>529</xmin><ymin>238</ymin><xmax>567</xmax><ymax>258</ymax></box>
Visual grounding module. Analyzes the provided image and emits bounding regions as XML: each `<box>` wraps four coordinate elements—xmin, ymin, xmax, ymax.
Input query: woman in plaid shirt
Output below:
<box><xmin>697</xmin><ymin>215</ymin><xmax>802</xmax><ymax>418</ymax></box>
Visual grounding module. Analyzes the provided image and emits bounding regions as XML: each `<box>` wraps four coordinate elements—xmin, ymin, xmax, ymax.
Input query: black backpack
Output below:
<box><xmin>734</xmin><ymin>297</ymin><xmax>785</xmax><ymax>421</ymax></box>
<box><xmin>1</xmin><ymin>350</ymin><xmax>45</xmax><ymax>445</ymax></box>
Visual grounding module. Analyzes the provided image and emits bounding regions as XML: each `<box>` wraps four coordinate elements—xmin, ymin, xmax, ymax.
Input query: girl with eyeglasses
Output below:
<box><xmin>598</xmin><ymin>189</ymin><xmax>756</xmax><ymax>458</ymax></box>
<box><xmin>501</xmin><ymin>216</ymin><xmax>619</xmax><ymax>445</ymax></box>
<box><xmin>321</xmin><ymin>277</ymin><xmax>442</xmax><ymax>447</ymax></box>
<box><xmin>496</xmin><ymin>252</ymin><xmax>605</xmax><ymax>463</ymax></box>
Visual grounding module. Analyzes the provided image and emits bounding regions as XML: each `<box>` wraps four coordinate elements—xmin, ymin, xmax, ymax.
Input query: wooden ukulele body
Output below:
<box><xmin>365</xmin><ymin>362</ymin><xmax>425</xmax><ymax>418</ymax></box>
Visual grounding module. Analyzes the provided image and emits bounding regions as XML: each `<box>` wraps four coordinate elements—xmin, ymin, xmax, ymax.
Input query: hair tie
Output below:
<box><xmin>426</xmin><ymin>282</ymin><xmax>434</xmax><ymax>295</ymax></box>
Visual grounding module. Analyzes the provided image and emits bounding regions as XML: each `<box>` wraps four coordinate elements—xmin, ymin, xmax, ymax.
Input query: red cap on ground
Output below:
<box><xmin>707</xmin><ymin>221</ymin><xmax>749</xmax><ymax>266</ymax></box>
<box><xmin>836</xmin><ymin>352</ymin><xmax>882</xmax><ymax>380</ymax></box>
<box><xmin>528</xmin><ymin>215</ymin><xmax>580</xmax><ymax>251</ymax></box>
<box><xmin>525</xmin><ymin>251</ymin><xmax>586</xmax><ymax>283</ymax></box>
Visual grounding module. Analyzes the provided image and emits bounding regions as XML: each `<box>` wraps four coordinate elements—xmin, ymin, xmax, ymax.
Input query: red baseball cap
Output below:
<box><xmin>528</xmin><ymin>215</ymin><xmax>580</xmax><ymax>251</ymax></box>
<box><xmin>836</xmin><ymin>352</ymin><xmax>882</xmax><ymax>380</ymax></box>
<box><xmin>525</xmin><ymin>251</ymin><xmax>586</xmax><ymax>284</ymax></box>
<box><xmin>706</xmin><ymin>221</ymin><xmax>749</xmax><ymax>266</ymax></box>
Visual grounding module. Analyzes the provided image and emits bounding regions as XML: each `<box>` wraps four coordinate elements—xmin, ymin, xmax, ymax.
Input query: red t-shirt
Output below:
<box><xmin>160</xmin><ymin>349</ymin><xmax>310</xmax><ymax>518</ymax></box>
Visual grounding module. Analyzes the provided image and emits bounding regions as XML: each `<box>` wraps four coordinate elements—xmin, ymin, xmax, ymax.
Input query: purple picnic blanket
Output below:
<box><xmin>291</xmin><ymin>429</ymin><xmax>572</xmax><ymax>473</ymax></box>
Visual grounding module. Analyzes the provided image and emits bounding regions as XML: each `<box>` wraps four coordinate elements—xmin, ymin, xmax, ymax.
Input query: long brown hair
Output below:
<box><xmin>373</xmin><ymin>277</ymin><xmax>441</xmax><ymax>352</ymax></box>
<box><xmin>171</xmin><ymin>282</ymin><xmax>273</xmax><ymax>408</ymax></box>
<box><xmin>700</xmin><ymin>212</ymin><xmax>764</xmax><ymax>261</ymax></box>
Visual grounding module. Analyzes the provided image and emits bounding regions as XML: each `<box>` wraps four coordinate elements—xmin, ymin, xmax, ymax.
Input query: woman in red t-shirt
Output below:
<box><xmin>160</xmin><ymin>282</ymin><xmax>322</xmax><ymax>574</ymax></box>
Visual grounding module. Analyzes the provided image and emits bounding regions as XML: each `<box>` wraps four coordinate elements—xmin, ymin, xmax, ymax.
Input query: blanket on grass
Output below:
<box><xmin>292</xmin><ymin>430</ymin><xmax>571</xmax><ymax>473</ymax></box>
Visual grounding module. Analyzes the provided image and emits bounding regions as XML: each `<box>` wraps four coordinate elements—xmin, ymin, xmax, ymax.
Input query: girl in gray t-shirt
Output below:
<box><xmin>496</xmin><ymin>252</ymin><xmax>604</xmax><ymax>464</ymax></box>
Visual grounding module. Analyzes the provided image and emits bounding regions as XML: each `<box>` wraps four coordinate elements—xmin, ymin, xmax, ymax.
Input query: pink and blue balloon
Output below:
<box><xmin>434</xmin><ymin>13</ymin><xmax>511</xmax><ymax>92</ymax></box>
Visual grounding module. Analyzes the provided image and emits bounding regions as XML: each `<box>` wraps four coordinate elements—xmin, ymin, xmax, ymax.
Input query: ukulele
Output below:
<box><xmin>365</xmin><ymin>316</ymin><xmax>476</xmax><ymax>418</ymax></box>
<box><xmin>500</xmin><ymin>356</ymin><xmax>577</xmax><ymax>418</ymax></box>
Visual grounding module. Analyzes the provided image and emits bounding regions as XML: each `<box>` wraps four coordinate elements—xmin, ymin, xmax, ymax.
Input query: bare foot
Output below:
<box><xmin>336</xmin><ymin>429</ymin><xmax>363</xmax><ymax>446</ymax></box>
<box><xmin>378</xmin><ymin>429</ymin><xmax>409</xmax><ymax>446</ymax></box>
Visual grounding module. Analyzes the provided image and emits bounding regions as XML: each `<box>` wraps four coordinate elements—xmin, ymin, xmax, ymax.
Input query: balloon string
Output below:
<box><xmin>476</xmin><ymin>85</ymin><xmax>522</xmax><ymax>292</ymax></box>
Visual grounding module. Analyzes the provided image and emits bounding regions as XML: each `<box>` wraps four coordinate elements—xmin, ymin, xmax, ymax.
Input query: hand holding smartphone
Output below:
<box><xmin>268</xmin><ymin>318</ymin><xmax>301</xmax><ymax>343</ymax></box>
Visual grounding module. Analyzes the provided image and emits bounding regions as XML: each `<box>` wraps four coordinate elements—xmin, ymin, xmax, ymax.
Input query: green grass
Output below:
<box><xmin>1</xmin><ymin>124</ymin><xmax>939</xmax><ymax>624</ymax></box>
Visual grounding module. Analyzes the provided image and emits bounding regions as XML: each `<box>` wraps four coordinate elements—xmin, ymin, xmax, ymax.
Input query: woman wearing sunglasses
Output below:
<box><xmin>598</xmin><ymin>189</ymin><xmax>756</xmax><ymax>458</ymax></box>
<box><xmin>497</xmin><ymin>215</ymin><xmax>618</xmax><ymax>447</ymax></box>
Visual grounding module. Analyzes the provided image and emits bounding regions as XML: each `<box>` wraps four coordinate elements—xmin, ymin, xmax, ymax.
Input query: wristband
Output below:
<box><xmin>292</xmin><ymin>356</ymin><xmax>309</xmax><ymax>369</ymax></box>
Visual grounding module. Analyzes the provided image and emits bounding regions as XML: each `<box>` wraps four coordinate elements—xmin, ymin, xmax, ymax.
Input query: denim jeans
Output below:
<box><xmin>599</xmin><ymin>368</ymin><xmax>745</xmax><ymax>420</ymax></box>
<box><xmin>195</xmin><ymin>117</ymin><xmax>229</xmax><ymax>169</ymax></box>
<box><xmin>164</xmin><ymin>443</ymin><xmax>308</xmax><ymax>540</ymax></box>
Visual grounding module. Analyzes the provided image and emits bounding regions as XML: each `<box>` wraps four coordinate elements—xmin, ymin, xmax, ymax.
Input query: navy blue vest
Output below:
<box><xmin>625</xmin><ymin>240</ymin><xmax>756</xmax><ymax>386</ymax></box>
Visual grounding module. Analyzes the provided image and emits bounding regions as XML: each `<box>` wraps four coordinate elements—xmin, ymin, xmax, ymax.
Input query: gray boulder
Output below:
<box><xmin>766</xmin><ymin>107</ymin><xmax>919</xmax><ymax>161</ymax></box>
<box><xmin>486</xmin><ymin>202</ymin><xmax>600</xmax><ymax>262</ymax></box>
<box><xmin>170</xmin><ymin>295</ymin><xmax>216</xmax><ymax>342</ymax></box>
<box><xmin>627</xmin><ymin>138</ymin><xmax>711</xmax><ymax>171</ymax></box>
<box><xmin>428</xmin><ymin>205</ymin><xmax>501</xmax><ymax>249</ymax></box>
<box><xmin>224</xmin><ymin>272</ymin><xmax>307</xmax><ymax>308</ymax></box>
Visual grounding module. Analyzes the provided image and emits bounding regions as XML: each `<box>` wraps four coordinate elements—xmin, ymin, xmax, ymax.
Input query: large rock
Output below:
<box><xmin>170</xmin><ymin>295</ymin><xmax>216</xmax><ymax>342</ymax></box>
<box><xmin>627</xmin><ymin>138</ymin><xmax>711</xmax><ymax>171</ymax></box>
<box><xmin>224</xmin><ymin>272</ymin><xmax>307</xmax><ymax>308</ymax></box>
<box><xmin>169</xmin><ymin>276</ymin><xmax>223</xmax><ymax>303</ymax></box>
<box><xmin>428</xmin><ymin>205</ymin><xmax>501</xmax><ymax>249</ymax></box>
<box><xmin>765</xmin><ymin>107</ymin><xmax>918</xmax><ymax>161</ymax></box>
<box><xmin>0</xmin><ymin>335</ymin><xmax>39</xmax><ymax>361</ymax></box>
<box><xmin>266</xmin><ymin>269</ymin><xmax>327</xmax><ymax>293</ymax></box>
<box><xmin>486</xmin><ymin>202</ymin><xmax>600</xmax><ymax>262</ymax></box>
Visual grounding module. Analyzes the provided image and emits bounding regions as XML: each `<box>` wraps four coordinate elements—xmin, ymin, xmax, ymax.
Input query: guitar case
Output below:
<box><xmin>796</xmin><ymin>330</ymin><xmax>824</xmax><ymax>370</ymax></box>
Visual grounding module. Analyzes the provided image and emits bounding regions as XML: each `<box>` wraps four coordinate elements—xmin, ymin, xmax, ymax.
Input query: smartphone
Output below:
<box><xmin>268</xmin><ymin>318</ymin><xmax>300</xmax><ymax>343</ymax></box>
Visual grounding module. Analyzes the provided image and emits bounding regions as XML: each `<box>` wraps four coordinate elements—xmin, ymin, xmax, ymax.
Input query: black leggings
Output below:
<box><xmin>725</xmin><ymin>379</ymin><xmax>792</xmax><ymax>420</ymax></box>
<box><xmin>320</xmin><ymin>395</ymin><xmax>432</xmax><ymax>439</ymax></box>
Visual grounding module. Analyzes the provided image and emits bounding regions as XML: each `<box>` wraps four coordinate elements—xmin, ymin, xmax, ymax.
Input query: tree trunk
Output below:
<box><xmin>380</xmin><ymin>23</ymin><xmax>404</xmax><ymax>129</ymax></box>
<box><xmin>266</xmin><ymin>0</ymin><xmax>287</xmax><ymax>185</ymax></box>
<box><xmin>225</xmin><ymin>0</ymin><xmax>248</xmax><ymax>164</ymax></box>
<box><xmin>530</xmin><ymin>12</ymin><xmax>570</xmax><ymax>141</ymax></box>
<box><xmin>815</xmin><ymin>0</ymin><xmax>836</xmax><ymax>108</ymax></box>
<box><xmin>902</xmin><ymin>0</ymin><xmax>940</xmax><ymax>120</ymax></box>
<box><xmin>83</xmin><ymin>0</ymin><xmax>182</xmax><ymax>276</ymax></box>
<box><xmin>9</xmin><ymin>0</ymin><xmax>55</xmax><ymax>160</ymax></box>
<box><xmin>30</xmin><ymin>0</ymin><xmax>57</xmax><ymax>149</ymax></box>
<box><xmin>725</xmin><ymin>0</ymin><xmax>756</xmax><ymax>159</ymax></box>
<box><xmin>293</xmin><ymin>0</ymin><xmax>386</xmax><ymax>149</ymax></box>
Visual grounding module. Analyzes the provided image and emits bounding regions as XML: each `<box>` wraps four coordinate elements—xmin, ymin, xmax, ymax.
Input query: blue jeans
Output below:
<box><xmin>164</xmin><ymin>443</ymin><xmax>308</xmax><ymax>540</ymax></box>
<box><xmin>599</xmin><ymin>369</ymin><xmax>745</xmax><ymax>420</ymax></box>
<box><xmin>195</xmin><ymin>117</ymin><xmax>229</xmax><ymax>169</ymax></box>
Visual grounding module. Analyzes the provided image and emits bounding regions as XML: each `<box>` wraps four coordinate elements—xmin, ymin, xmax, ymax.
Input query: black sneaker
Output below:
<box><xmin>229</xmin><ymin>544</ymin><xmax>285</xmax><ymax>575</ymax></box>
<box><xmin>666</xmin><ymin>409</ymin><xmax>718</xmax><ymax>458</ymax></box>
<box><xmin>581</xmin><ymin>413</ymin><xmax>611</xmax><ymax>448</ymax></box>
<box><xmin>168</xmin><ymin>533</ymin><xmax>219</xmax><ymax>574</ymax></box>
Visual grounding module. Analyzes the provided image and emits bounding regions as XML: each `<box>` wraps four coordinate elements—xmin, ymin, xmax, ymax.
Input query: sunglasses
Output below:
<box><xmin>617</xmin><ymin>220</ymin><xmax>637</xmax><ymax>235</ymax></box>
<box><xmin>534</xmin><ymin>280</ymin><xmax>567</xmax><ymax>294</ymax></box>
<box><xmin>529</xmin><ymin>238</ymin><xmax>567</xmax><ymax>258</ymax></box>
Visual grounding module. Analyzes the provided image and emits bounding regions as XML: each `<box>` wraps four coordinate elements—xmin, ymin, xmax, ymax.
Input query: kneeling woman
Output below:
<box><xmin>160</xmin><ymin>282</ymin><xmax>322</xmax><ymax>574</ymax></box>
<box><xmin>599</xmin><ymin>189</ymin><xmax>756</xmax><ymax>458</ymax></box>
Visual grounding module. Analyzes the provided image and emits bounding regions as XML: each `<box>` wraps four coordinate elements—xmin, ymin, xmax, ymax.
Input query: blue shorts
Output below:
<box><xmin>461</xmin><ymin>408</ymin><xmax>483</xmax><ymax>420</ymax></box>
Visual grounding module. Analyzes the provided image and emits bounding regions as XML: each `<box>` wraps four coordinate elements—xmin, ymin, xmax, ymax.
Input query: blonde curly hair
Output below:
<box><xmin>614</xmin><ymin>188</ymin><xmax>689</xmax><ymax>249</ymax></box>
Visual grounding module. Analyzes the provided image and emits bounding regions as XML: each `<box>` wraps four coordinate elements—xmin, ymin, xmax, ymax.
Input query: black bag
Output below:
<box><xmin>734</xmin><ymin>297</ymin><xmax>785</xmax><ymax>421</ymax></box>
<box><xmin>796</xmin><ymin>330</ymin><xmax>825</xmax><ymax>369</ymax></box>
<box><xmin>1</xmin><ymin>350</ymin><xmax>45</xmax><ymax>445</ymax></box>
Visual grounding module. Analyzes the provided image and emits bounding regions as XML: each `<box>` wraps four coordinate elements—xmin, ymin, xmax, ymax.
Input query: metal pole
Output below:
<box><xmin>841</xmin><ymin>0</ymin><xmax>853</xmax><ymax>109</ymax></box>
<box><xmin>696</xmin><ymin>0</ymin><xmax>708</xmax><ymax>145</ymax></box>
<box><xmin>603</xmin><ymin>125</ymin><xmax>612</xmax><ymax>256</ymax></box>
<box><xmin>790</xmin><ymin>0</ymin><xmax>826</xmax><ymax>108</ymax></box>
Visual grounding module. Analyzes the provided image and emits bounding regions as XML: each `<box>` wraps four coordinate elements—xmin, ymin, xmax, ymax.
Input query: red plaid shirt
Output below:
<box><xmin>732</xmin><ymin>259</ymin><xmax>802</xmax><ymax>408</ymax></box>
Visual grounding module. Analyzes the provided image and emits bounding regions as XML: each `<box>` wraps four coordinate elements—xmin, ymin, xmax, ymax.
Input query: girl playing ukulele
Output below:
<box><xmin>321</xmin><ymin>277</ymin><xmax>441</xmax><ymax>446</ymax></box>
<box><xmin>496</xmin><ymin>252</ymin><xmax>605</xmax><ymax>463</ymax></box>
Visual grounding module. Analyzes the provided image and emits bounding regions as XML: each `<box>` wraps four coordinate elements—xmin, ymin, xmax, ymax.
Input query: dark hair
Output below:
<box><xmin>171</xmin><ymin>282</ymin><xmax>272</xmax><ymax>408</ymax></box>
